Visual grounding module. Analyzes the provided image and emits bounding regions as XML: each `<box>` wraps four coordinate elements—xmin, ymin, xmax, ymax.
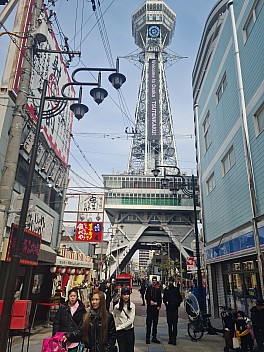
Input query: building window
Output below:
<box><xmin>222</xmin><ymin>146</ymin><xmax>235</xmax><ymax>176</ymax></box>
<box><xmin>216</xmin><ymin>72</ymin><xmax>227</xmax><ymax>105</ymax></box>
<box><xmin>254</xmin><ymin>103</ymin><xmax>264</xmax><ymax>136</ymax></box>
<box><xmin>203</xmin><ymin>111</ymin><xmax>212</xmax><ymax>152</ymax></box>
<box><xmin>243</xmin><ymin>0</ymin><xmax>264</xmax><ymax>42</ymax></box>
<box><xmin>206</xmin><ymin>173</ymin><xmax>215</xmax><ymax>195</ymax></box>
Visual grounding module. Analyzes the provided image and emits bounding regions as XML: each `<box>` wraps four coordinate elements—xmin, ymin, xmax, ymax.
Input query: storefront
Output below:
<box><xmin>206</xmin><ymin>225</ymin><xmax>264</xmax><ymax>317</ymax></box>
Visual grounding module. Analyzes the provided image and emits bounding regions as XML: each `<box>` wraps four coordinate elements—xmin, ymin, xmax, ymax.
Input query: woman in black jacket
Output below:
<box><xmin>64</xmin><ymin>290</ymin><xmax>116</xmax><ymax>352</ymax></box>
<box><xmin>53</xmin><ymin>288</ymin><xmax>86</xmax><ymax>351</ymax></box>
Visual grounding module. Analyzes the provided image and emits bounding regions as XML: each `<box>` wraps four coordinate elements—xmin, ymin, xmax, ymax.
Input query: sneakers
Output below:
<box><xmin>146</xmin><ymin>338</ymin><xmax>150</xmax><ymax>344</ymax></box>
<box><xmin>151</xmin><ymin>337</ymin><xmax>161</xmax><ymax>344</ymax></box>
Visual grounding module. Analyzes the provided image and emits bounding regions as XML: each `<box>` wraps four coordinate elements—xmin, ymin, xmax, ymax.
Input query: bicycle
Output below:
<box><xmin>185</xmin><ymin>293</ymin><xmax>223</xmax><ymax>341</ymax></box>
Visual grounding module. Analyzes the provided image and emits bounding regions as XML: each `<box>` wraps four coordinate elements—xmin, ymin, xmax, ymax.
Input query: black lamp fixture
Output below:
<box><xmin>151</xmin><ymin>164</ymin><xmax>204</xmax><ymax>313</ymax></box>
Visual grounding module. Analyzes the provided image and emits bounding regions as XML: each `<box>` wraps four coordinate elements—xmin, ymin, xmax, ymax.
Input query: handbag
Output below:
<box><xmin>42</xmin><ymin>332</ymin><xmax>67</xmax><ymax>352</ymax></box>
<box><xmin>232</xmin><ymin>337</ymin><xmax>240</xmax><ymax>349</ymax></box>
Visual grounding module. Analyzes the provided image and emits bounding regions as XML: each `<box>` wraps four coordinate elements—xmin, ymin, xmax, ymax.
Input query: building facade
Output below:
<box><xmin>193</xmin><ymin>0</ymin><xmax>264</xmax><ymax>316</ymax></box>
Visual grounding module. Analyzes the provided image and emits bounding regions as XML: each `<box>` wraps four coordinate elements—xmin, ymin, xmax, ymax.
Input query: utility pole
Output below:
<box><xmin>0</xmin><ymin>0</ymin><xmax>42</xmax><ymax>261</ymax></box>
<box><xmin>0</xmin><ymin>1</ymin><xmax>43</xmax><ymax>350</ymax></box>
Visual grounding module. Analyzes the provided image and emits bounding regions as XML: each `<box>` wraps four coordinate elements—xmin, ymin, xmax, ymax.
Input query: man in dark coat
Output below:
<box><xmin>250</xmin><ymin>298</ymin><xmax>264</xmax><ymax>352</ymax></box>
<box><xmin>145</xmin><ymin>276</ymin><xmax>162</xmax><ymax>344</ymax></box>
<box><xmin>163</xmin><ymin>277</ymin><xmax>183</xmax><ymax>345</ymax></box>
<box><xmin>53</xmin><ymin>288</ymin><xmax>86</xmax><ymax>336</ymax></box>
<box><xmin>139</xmin><ymin>279</ymin><xmax>146</xmax><ymax>306</ymax></box>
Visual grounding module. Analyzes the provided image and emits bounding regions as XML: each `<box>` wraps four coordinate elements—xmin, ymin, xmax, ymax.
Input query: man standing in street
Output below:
<box><xmin>139</xmin><ymin>279</ymin><xmax>146</xmax><ymax>306</ymax></box>
<box><xmin>163</xmin><ymin>277</ymin><xmax>183</xmax><ymax>345</ymax></box>
<box><xmin>250</xmin><ymin>297</ymin><xmax>264</xmax><ymax>352</ymax></box>
<box><xmin>145</xmin><ymin>276</ymin><xmax>162</xmax><ymax>344</ymax></box>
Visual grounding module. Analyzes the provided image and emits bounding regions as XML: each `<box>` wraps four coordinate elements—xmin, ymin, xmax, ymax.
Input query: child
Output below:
<box><xmin>235</xmin><ymin>310</ymin><xmax>254</xmax><ymax>352</ymax></box>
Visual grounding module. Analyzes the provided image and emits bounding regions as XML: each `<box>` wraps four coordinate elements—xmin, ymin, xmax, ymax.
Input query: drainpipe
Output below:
<box><xmin>227</xmin><ymin>0</ymin><xmax>264</xmax><ymax>297</ymax></box>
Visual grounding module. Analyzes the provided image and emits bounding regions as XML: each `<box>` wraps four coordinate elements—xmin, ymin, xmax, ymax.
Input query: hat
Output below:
<box><xmin>256</xmin><ymin>298</ymin><xmax>264</xmax><ymax>306</ymax></box>
<box><xmin>121</xmin><ymin>287</ymin><xmax>130</xmax><ymax>295</ymax></box>
<box><xmin>168</xmin><ymin>277</ymin><xmax>175</xmax><ymax>282</ymax></box>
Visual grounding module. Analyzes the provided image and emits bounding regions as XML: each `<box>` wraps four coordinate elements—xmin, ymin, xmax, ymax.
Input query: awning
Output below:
<box><xmin>38</xmin><ymin>244</ymin><xmax>57</xmax><ymax>264</ymax></box>
<box><xmin>55</xmin><ymin>256</ymin><xmax>93</xmax><ymax>269</ymax></box>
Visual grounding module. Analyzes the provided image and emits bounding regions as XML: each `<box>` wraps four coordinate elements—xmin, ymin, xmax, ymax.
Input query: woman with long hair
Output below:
<box><xmin>53</xmin><ymin>288</ymin><xmax>86</xmax><ymax>352</ymax></box>
<box><xmin>63</xmin><ymin>290</ymin><xmax>116</xmax><ymax>352</ymax></box>
<box><xmin>113</xmin><ymin>287</ymin><xmax>135</xmax><ymax>352</ymax></box>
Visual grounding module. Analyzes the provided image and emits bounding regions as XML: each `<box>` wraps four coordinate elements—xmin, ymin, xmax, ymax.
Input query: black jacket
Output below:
<box><xmin>250</xmin><ymin>306</ymin><xmax>264</xmax><ymax>332</ymax></box>
<box><xmin>67</xmin><ymin>311</ymin><xmax>116</xmax><ymax>352</ymax></box>
<box><xmin>163</xmin><ymin>285</ymin><xmax>182</xmax><ymax>311</ymax></box>
<box><xmin>145</xmin><ymin>285</ymin><xmax>162</xmax><ymax>308</ymax></box>
<box><xmin>52</xmin><ymin>300</ymin><xmax>86</xmax><ymax>336</ymax></box>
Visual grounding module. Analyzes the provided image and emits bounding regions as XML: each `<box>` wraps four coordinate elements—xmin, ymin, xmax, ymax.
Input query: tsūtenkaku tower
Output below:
<box><xmin>103</xmin><ymin>0</ymin><xmax>197</xmax><ymax>278</ymax></box>
<box><xmin>129</xmin><ymin>0</ymin><xmax>178</xmax><ymax>174</ymax></box>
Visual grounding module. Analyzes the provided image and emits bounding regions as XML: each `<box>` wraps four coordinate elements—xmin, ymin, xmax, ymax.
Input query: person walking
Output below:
<box><xmin>250</xmin><ymin>298</ymin><xmax>264</xmax><ymax>352</ymax></box>
<box><xmin>63</xmin><ymin>290</ymin><xmax>117</xmax><ymax>352</ymax></box>
<box><xmin>113</xmin><ymin>287</ymin><xmax>135</xmax><ymax>352</ymax></box>
<box><xmin>163</xmin><ymin>277</ymin><xmax>182</xmax><ymax>345</ymax></box>
<box><xmin>139</xmin><ymin>279</ymin><xmax>146</xmax><ymax>306</ymax></box>
<box><xmin>53</xmin><ymin>288</ymin><xmax>86</xmax><ymax>352</ymax></box>
<box><xmin>145</xmin><ymin>276</ymin><xmax>162</xmax><ymax>344</ymax></box>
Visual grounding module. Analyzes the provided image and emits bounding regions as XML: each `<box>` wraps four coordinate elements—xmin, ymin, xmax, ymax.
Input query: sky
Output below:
<box><xmin>0</xmin><ymin>0</ymin><xmax>217</xmax><ymax>229</ymax></box>
<box><xmin>49</xmin><ymin>0</ymin><xmax>217</xmax><ymax>189</ymax></box>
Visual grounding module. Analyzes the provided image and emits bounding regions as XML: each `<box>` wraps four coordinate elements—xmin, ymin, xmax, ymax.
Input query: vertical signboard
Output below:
<box><xmin>148</xmin><ymin>59</ymin><xmax>160</xmax><ymax>141</ymax></box>
<box><xmin>8</xmin><ymin>1</ymin><xmax>74</xmax><ymax>165</ymax></box>
<box><xmin>75</xmin><ymin>194</ymin><xmax>105</xmax><ymax>242</ymax></box>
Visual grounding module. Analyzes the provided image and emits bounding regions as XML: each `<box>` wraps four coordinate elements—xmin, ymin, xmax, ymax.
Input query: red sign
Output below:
<box><xmin>6</xmin><ymin>224</ymin><xmax>41</xmax><ymax>265</ymax></box>
<box><xmin>75</xmin><ymin>222</ymin><xmax>103</xmax><ymax>242</ymax></box>
<box><xmin>187</xmin><ymin>257</ymin><xmax>197</xmax><ymax>272</ymax></box>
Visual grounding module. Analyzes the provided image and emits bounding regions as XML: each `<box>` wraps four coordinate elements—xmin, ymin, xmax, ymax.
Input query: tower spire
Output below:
<box><xmin>128</xmin><ymin>0</ymin><xmax>178</xmax><ymax>174</ymax></box>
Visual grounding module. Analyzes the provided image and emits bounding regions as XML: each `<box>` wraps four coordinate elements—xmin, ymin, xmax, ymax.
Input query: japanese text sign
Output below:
<box><xmin>6</xmin><ymin>224</ymin><xmax>41</xmax><ymax>265</ymax></box>
<box><xmin>75</xmin><ymin>222</ymin><xmax>103</xmax><ymax>242</ymax></box>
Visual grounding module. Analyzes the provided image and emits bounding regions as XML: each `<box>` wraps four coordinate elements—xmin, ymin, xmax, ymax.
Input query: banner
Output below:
<box><xmin>147</xmin><ymin>59</ymin><xmax>160</xmax><ymax>141</ymax></box>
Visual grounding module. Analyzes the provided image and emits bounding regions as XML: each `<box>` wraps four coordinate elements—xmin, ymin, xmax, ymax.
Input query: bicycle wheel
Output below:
<box><xmin>187</xmin><ymin>322</ymin><xmax>204</xmax><ymax>340</ymax></box>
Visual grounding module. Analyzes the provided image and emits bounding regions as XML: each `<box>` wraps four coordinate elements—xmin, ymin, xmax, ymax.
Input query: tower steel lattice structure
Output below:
<box><xmin>128</xmin><ymin>0</ymin><xmax>178</xmax><ymax>175</ymax></box>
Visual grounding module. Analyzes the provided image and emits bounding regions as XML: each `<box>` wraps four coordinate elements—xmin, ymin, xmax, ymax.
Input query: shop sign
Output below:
<box><xmin>26</xmin><ymin>208</ymin><xmax>54</xmax><ymax>243</ymax></box>
<box><xmin>75</xmin><ymin>222</ymin><xmax>103</xmax><ymax>242</ymax></box>
<box><xmin>6</xmin><ymin>224</ymin><xmax>41</xmax><ymax>265</ymax></box>
<box><xmin>78</xmin><ymin>194</ymin><xmax>105</xmax><ymax>213</ymax></box>
<box><xmin>187</xmin><ymin>257</ymin><xmax>197</xmax><ymax>272</ymax></box>
<box><xmin>55</xmin><ymin>257</ymin><xmax>93</xmax><ymax>269</ymax></box>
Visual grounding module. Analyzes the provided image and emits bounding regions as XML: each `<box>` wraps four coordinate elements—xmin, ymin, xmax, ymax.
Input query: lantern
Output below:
<box><xmin>70</xmin><ymin>268</ymin><xmax>75</xmax><ymax>275</ymax></box>
<box><xmin>50</xmin><ymin>266</ymin><xmax>57</xmax><ymax>273</ymax></box>
<box><xmin>75</xmin><ymin>269</ymin><xmax>79</xmax><ymax>275</ymax></box>
<box><xmin>60</xmin><ymin>267</ymin><xmax>66</xmax><ymax>274</ymax></box>
<box><xmin>56</xmin><ymin>267</ymin><xmax>61</xmax><ymax>274</ymax></box>
<box><xmin>65</xmin><ymin>268</ymin><xmax>71</xmax><ymax>275</ymax></box>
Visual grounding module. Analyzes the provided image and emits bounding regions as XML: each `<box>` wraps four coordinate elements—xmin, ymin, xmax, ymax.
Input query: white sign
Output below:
<box><xmin>26</xmin><ymin>208</ymin><xmax>54</xmax><ymax>243</ymax></box>
<box><xmin>78</xmin><ymin>194</ymin><xmax>105</xmax><ymax>213</ymax></box>
<box><xmin>187</xmin><ymin>257</ymin><xmax>197</xmax><ymax>272</ymax></box>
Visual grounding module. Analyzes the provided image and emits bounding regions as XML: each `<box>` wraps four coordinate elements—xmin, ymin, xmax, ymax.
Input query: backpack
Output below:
<box><xmin>42</xmin><ymin>332</ymin><xmax>67</xmax><ymax>352</ymax></box>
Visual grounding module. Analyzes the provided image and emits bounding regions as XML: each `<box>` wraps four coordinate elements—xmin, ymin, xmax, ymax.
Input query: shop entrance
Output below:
<box><xmin>222</xmin><ymin>256</ymin><xmax>260</xmax><ymax>316</ymax></box>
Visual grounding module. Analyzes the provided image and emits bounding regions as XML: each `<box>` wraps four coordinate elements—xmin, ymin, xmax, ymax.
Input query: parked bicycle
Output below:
<box><xmin>185</xmin><ymin>293</ymin><xmax>223</xmax><ymax>340</ymax></box>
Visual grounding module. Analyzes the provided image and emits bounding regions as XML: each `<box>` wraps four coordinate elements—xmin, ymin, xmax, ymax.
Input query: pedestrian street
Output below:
<box><xmin>10</xmin><ymin>286</ymin><xmax>225</xmax><ymax>352</ymax></box>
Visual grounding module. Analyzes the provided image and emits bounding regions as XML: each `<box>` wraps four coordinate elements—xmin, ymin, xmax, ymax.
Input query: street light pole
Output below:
<box><xmin>192</xmin><ymin>175</ymin><xmax>204</xmax><ymax>313</ymax></box>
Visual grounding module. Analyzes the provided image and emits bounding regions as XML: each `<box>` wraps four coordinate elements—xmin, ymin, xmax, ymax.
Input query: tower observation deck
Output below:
<box><xmin>103</xmin><ymin>0</ymin><xmax>198</xmax><ymax>278</ymax></box>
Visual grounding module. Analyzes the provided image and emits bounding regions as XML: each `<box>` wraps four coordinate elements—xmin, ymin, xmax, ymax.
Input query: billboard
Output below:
<box><xmin>8</xmin><ymin>0</ymin><xmax>74</xmax><ymax>165</ymax></box>
<box><xmin>75</xmin><ymin>194</ymin><xmax>105</xmax><ymax>242</ymax></box>
<box><xmin>147</xmin><ymin>59</ymin><xmax>160</xmax><ymax>141</ymax></box>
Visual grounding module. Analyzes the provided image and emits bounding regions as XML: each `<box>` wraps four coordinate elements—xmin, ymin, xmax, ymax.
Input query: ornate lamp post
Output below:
<box><xmin>0</xmin><ymin>60</ymin><xmax>126</xmax><ymax>351</ymax></box>
<box><xmin>152</xmin><ymin>165</ymin><xmax>203</xmax><ymax>312</ymax></box>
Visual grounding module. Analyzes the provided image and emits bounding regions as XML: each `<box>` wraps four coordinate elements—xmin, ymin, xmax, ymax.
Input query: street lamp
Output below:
<box><xmin>0</xmin><ymin>61</ymin><xmax>126</xmax><ymax>351</ymax></box>
<box><xmin>152</xmin><ymin>166</ymin><xmax>204</xmax><ymax>312</ymax></box>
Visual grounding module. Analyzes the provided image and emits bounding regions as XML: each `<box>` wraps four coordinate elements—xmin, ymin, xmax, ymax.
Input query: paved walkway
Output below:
<box><xmin>10</xmin><ymin>286</ymin><xmax>227</xmax><ymax>352</ymax></box>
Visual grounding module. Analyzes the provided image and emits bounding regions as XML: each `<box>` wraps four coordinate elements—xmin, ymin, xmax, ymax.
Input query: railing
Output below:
<box><xmin>105</xmin><ymin>197</ymin><xmax>194</xmax><ymax>207</ymax></box>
